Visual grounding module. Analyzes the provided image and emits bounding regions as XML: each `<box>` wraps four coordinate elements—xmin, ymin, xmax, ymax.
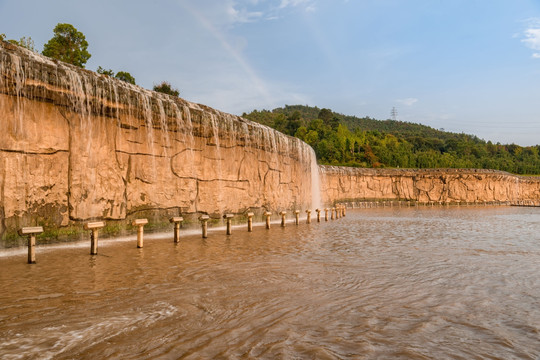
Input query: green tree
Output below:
<box><xmin>272</xmin><ymin>113</ymin><xmax>287</xmax><ymax>134</ymax></box>
<box><xmin>153</xmin><ymin>81</ymin><xmax>180</xmax><ymax>97</ymax></box>
<box><xmin>42</xmin><ymin>23</ymin><xmax>91</xmax><ymax>68</ymax></box>
<box><xmin>305</xmin><ymin>130</ymin><xmax>319</xmax><ymax>146</ymax></box>
<box><xmin>294</xmin><ymin>126</ymin><xmax>308</xmax><ymax>141</ymax></box>
<box><xmin>318</xmin><ymin>108</ymin><xmax>333</xmax><ymax>122</ymax></box>
<box><xmin>97</xmin><ymin>66</ymin><xmax>114</xmax><ymax>76</ymax></box>
<box><xmin>285</xmin><ymin>111</ymin><xmax>302</xmax><ymax>136</ymax></box>
<box><xmin>115</xmin><ymin>71</ymin><xmax>136</xmax><ymax>85</ymax></box>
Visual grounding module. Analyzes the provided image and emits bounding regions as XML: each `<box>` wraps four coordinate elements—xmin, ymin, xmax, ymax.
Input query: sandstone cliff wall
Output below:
<box><xmin>320</xmin><ymin>166</ymin><xmax>540</xmax><ymax>205</ymax></box>
<box><xmin>1</xmin><ymin>41</ymin><xmax>539</xmax><ymax>247</ymax></box>
<box><xmin>0</xmin><ymin>42</ymin><xmax>317</xmax><ymax>245</ymax></box>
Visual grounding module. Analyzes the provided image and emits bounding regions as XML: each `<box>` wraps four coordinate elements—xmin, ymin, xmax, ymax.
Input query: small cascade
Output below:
<box><xmin>0</xmin><ymin>51</ymin><xmax>27</xmax><ymax>137</ymax></box>
<box><xmin>310</xmin><ymin>148</ymin><xmax>322</xmax><ymax>209</ymax></box>
<box><xmin>11</xmin><ymin>54</ymin><xmax>25</xmax><ymax>136</ymax></box>
<box><xmin>180</xmin><ymin>104</ymin><xmax>196</xmax><ymax>175</ymax></box>
<box><xmin>208</xmin><ymin>113</ymin><xmax>225</xmax><ymax>213</ymax></box>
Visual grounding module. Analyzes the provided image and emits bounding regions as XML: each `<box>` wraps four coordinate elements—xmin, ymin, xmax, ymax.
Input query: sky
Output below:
<box><xmin>1</xmin><ymin>0</ymin><xmax>540</xmax><ymax>146</ymax></box>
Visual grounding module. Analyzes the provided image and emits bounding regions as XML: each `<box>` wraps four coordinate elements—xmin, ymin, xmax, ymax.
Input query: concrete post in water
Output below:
<box><xmin>343</xmin><ymin>206</ymin><xmax>346</xmax><ymax>216</ymax></box>
<box><xmin>247</xmin><ymin>212</ymin><xmax>254</xmax><ymax>232</ymax></box>
<box><xmin>279</xmin><ymin>211</ymin><xmax>287</xmax><ymax>227</ymax></box>
<box><xmin>84</xmin><ymin>221</ymin><xmax>106</xmax><ymax>255</ymax></box>
<box><xmin>294</xmin><ymin>210</ymin><xmax>300</xmax><ymax>225</ymax></box>
<box><xmin>223</xmin><ymin>214</ymin><xmax>234</xmax><ymax>235</ymax></box>
<box><xmin>324</xmin><ymin>208</ymin><xmax>329</xmax><ymax>221</ymax></box>
<box><xmin>18</xmin><ymin>227</ymin><xmax>43</xmax><ymax>264</ymax></box>
<box><xmin>331</xmin><ymin>208</ymin><xmax>335</xmax><ymax>220</ymax></box>
<box><xmin>306</xmin><ymin>210</ymin><xmax>312</xmax><ymax>224</ymax></box>
<box><xmin>169</xmin><ymin>217</ymin><xmax>184</xmax><ymax>243</ymax></box>
<box><xmin>316</xmin><ymin>209</ymin><xmax>321</xmax><ymax>222</ymax></box>
<box><xmin>132</xmin><ymin>219</ymin><xmax>148</xmax><ymax>248</ymax></box>
<box><xmin>199</xmin><ymin>215</ymin><xmax>210</xmax><ymax>238</ymax></box>
<box><xmin>264</xmin><ymin>212</ymin><xmax>272</xmax><ymax>229</ymax></box>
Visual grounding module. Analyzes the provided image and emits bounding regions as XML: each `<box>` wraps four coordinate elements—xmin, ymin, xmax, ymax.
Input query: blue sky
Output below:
<box><xmin>2</xmin><ymin>0</ymin><xmax>540</xmax><ymax>145</ymax></box>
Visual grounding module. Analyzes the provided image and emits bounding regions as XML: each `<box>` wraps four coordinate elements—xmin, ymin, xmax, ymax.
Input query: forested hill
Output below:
<box><xmin>242</xmin><ymin>105</ymin><xmax>540</xmax><ymax>175</ymax></box>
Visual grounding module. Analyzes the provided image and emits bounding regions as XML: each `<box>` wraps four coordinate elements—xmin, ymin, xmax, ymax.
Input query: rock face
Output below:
<box><xmin>0</xmin><ymin>41</ymin><xmax>539</xmax><ymax>247</ymax></box>
<box><xmin>0</xmin><ymin>42</ymin><xmax>317</xmax><ymax>245</ymax></box>
<box><xmin>320</xmin><ymin>166</ymin><xmax>540</xmax><ymax>204</ymax></box>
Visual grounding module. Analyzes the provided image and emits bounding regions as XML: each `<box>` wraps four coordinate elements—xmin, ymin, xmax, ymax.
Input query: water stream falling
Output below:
<box><xmin>310</xmin><ymin>148</ymin><xmax>322</xmax><ymax>209</ymax></box>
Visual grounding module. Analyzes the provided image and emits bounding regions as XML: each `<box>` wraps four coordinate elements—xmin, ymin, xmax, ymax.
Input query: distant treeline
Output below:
<box><xmin>242</xmin><ymin>105</ymin><xmax>540</xmax><ymax>175</ymax></box>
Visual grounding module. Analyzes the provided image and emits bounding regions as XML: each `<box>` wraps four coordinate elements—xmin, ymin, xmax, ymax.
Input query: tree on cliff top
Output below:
<box><xmin>97</xmin><ymin>67</ymin><xmax>137</xmax><ymax>85</ymax></box>
<box><xmin>153</xmin><ymin>81</ymin><xmax>180</xmax><ymax>97</ymax></box>
<box><xmin>42</xmin><ymin>23</ymin><xmax>91</xmax><ymax>68</ymax></box>
<box><xmin>115</xmin><ymin>71</ymin><xmax>136</xmax><ymax>85</ymax></box>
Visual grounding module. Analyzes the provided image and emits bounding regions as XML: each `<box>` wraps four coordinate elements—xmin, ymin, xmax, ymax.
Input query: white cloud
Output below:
<box><xmin>397</xmin><ymin>98</ymin><xmax>418</xmax><ymax>106</ymax></box>
<box><xmin>522</xmin><ymin>28</ymin><xmax>540</xmax><ymax>51</ymax></box>
<box><xmin>201</xmin><ymin>0</ymin><xmax>317</xmax><ymax>26</ymax></box>
<box><xmin>278</xmin><ymin>0</ymin><xmax>316</xmax><ymax>12</ymax></box>
<box><xmin>279</xmin><ymin>0</ymin><xmax>309</xmax><ymax>9</ymax></box>
<box><xmin>533</xmin><ymin>53</ymin><xmax>540</xmax><ymax>59</ymax></box>
<box><xmin>226</xmin><ymin>4</ymin><xmax>263</xmax><ymax>24</ymax></box>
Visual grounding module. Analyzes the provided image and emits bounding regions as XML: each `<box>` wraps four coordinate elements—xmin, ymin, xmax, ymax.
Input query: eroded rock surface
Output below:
<box><xmin>320</xmin><ymin>166</ymin><xmax>540</xmax><ymax>204</ymax></box>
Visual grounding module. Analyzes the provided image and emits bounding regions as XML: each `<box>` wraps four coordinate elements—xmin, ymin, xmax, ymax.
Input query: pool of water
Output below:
<box><xmin>0</xmin><ymin>206</ymin><xmax>539</xmax><ymax>359</ymax></box>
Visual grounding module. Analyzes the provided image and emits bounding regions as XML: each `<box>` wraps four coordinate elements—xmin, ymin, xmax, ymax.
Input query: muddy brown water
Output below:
<box><xmin>0</xmin><ymin>207</ymin><xmax>539</xmax><ymax>359</ymax></box>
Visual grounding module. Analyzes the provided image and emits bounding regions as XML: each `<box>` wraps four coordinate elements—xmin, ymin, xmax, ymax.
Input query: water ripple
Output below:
<box><xmin>0</xmin><ymin>207</ymin><xmax>538</xmax><ymax>359</ymax></box>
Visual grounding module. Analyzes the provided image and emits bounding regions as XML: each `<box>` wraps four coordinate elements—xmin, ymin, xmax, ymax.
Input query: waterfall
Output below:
<box><xmin>0</xmin><ymin>40</ymin><xmax>320</xmax><ymax>241</ymax></box>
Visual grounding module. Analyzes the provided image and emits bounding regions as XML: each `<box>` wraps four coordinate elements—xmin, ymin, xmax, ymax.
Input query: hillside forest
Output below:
<box><xmin>242</xmin><ymin>105</ymin><xmax>540</xmax><ymax>175</ymax></box>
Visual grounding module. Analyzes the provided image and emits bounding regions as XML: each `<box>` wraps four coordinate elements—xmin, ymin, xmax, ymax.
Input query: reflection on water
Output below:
<box><xmin>0</xmin><ymin>207</ymin><xmax>539</xmax><ymax>359</ymax></box>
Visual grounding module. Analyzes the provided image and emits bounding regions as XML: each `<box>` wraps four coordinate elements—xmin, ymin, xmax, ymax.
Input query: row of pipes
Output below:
<box><xmin>16</xmin><ymin>206</ymin><xmax>347</xmax><ymax>264</ymax></box>
<box><xmin>15</xmin><ymin>198</ymin><xmax>539</xmax><ymax>264</ymax></box>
